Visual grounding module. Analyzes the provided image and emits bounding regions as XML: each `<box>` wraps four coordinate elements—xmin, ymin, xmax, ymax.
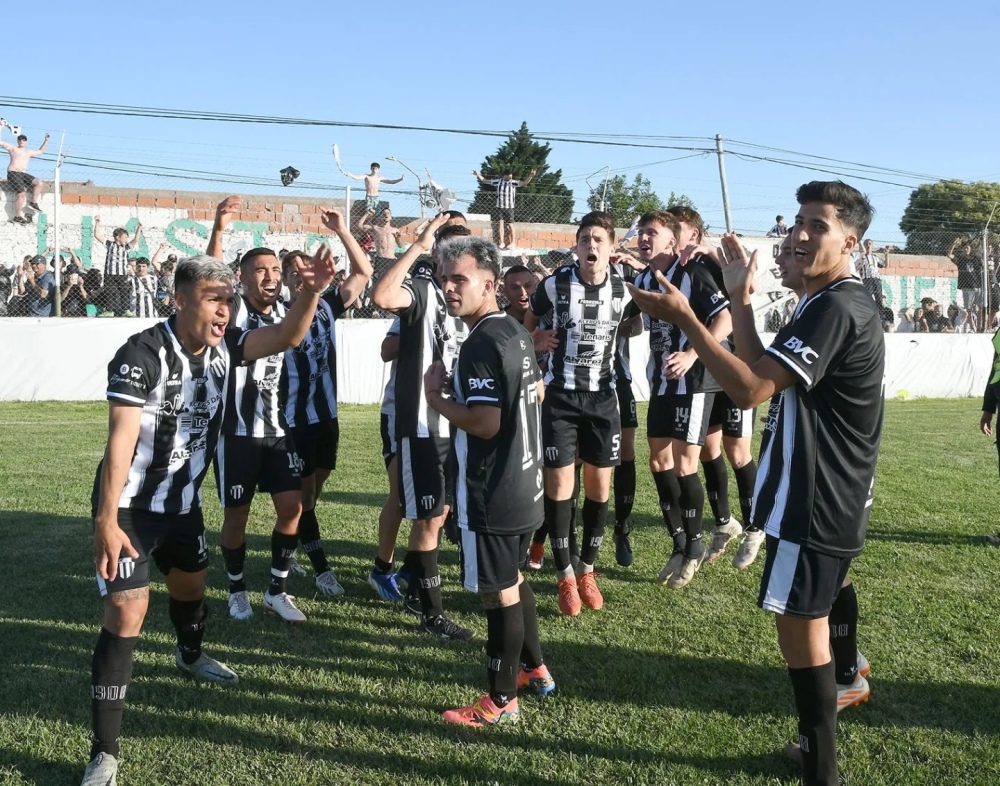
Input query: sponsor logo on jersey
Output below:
<box><xmin>783</xmin><ymin>336</ymin><xmax>818</xmax><ymax>364</ymax></box>
<box><xmin>467</xmin><ymin>377</ymin><xmax>495</xmax><ymax>391</ymax></box>
<box><xmin>710</xmin><ymin>291</ymin><xmax>724</xmax><ymax>304</ymax></box>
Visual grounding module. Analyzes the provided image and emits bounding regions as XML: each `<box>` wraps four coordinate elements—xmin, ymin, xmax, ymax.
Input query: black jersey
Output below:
<box><xmin>282</xmin><ymin>290</ymin><xmax>346</xmax><ymax>428</ymax></box>
<box><xmin>752</xmin><ymin>277</ymin><xmax>885</xmax><ymax>557</ymax></box>
<box><xmin>224</xmin><ymin>297</ymin><xmax>288</xmax><ymax>438</ymax></box>
<box><xmin>529</xmin><ymin>263</ymin><xmax>632</xmax><ymax>393</ymax></box>
<box><xmin>395</xmin><ymin>275</ymin><xmax>467</xmax><ymax>439</ymax></box>
<box><xmin>97</xmin><ymin>316</ymin><xmax>248</xmax><ymax>516</ymax></box>
<box><xmin>634</xmin><ymin>258</ymin><xmax>729</xmax><ymax>396</ymax></box>
<box><xmin>453</xmin><ymin>312</ymin><xmax>544</xmax><ymax>535</ymax></box>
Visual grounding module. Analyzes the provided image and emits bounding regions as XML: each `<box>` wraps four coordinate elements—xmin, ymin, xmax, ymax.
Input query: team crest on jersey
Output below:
<box><xmin>117</xmin><ymin>556</ymin><xmax>135</xmax><ymax>580</ymax></box>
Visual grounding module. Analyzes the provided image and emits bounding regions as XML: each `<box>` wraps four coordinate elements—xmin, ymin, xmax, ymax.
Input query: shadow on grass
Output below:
<box><xmin>866</xmin><ymin>528</ymin><xmax>985</xmax><ymax>546</ymax></box>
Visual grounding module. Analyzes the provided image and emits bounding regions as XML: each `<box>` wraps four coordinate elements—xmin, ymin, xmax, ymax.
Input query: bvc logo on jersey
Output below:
<box><xmin>783</xmin><ymin>336</ymin><xmax>819</xmax><ymax>365</ymax></box>
<box><xmin>468</xmin><ymin>377</ymin><xmax>495</xmax><ymax>391</ymax></box>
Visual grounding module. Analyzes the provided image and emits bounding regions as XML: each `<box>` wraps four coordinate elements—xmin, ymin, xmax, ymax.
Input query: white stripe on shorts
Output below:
<box><xmin>737</xmin><ymin>407</ymin><xmax>753</xmax><ymax>439</ymax></box>
<box><xmin>760</xmin><ymin>539</ymin><xmax>800</xmax><ymax>615</ymax></box>
<box><xmin>686</xmin><ymin>392</ymin><xmax>706</xmax><ymax>444</ymax></box>
<box><xmin>460</xmin><ymin>527</ymin><xmax>479</xmax><ymax>593</ymax></box>
<box><xmin>400</xmin><ymin>437</ymin><xmax>418</xmax><ymax>520</ymax></box>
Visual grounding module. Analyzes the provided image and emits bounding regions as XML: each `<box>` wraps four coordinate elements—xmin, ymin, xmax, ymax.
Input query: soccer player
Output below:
<box><xmin>525</xmin><ymin>211</ymin><xmax>633</xmax><ymax>615</ymax></box>
<box><xmin>424</xmin><ymin>235</ymin><xmax>554</xmax><ymax>726</ymax></box>
<box><xmin>629</xmin><ymin>181</ymin><xmax>884</xmax><ymax>786</ymax></box>
<box><xmin>666</xmin><ymin>205</ymin><xmax>760</xmax><ymax>568</ymax></box>
<box><xmin>632</xmin><ymin>211</ymin><xmax>731</xmax><ymax>589</ymax></box>
<box><xmin>280</xmin><ymin>225</ymin><xmax>373</xmax><ymax>599</ymax></box>
<box><xmin>370</xmin><ymin>214</ymin><xmax>474</xmax><ymax>639</ymax></box>
<box><xmin>501</xmin><ymin>264</ymin><xmax>537</xmax><ymax>324</ymax></box>
<box><xmin>82</xmin><ymin>249</ymin><xmax>336</xmax><ymax>786</ymax></box>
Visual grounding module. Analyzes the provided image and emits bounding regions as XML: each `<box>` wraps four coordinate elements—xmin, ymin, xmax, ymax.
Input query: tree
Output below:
<box><xmin>468</xmin><ymin>122</ymin><xmax>573</xmax><ymax>224</ymax></box>
<box><xmin>587</xmin><ymin>174</ymin><xmax>698</xmax><ymax>227</ymax></box>
<box><xmin>899</xmin><ymin>179</ymin><xmax>1000</xmax><ymax>254</ymax></box>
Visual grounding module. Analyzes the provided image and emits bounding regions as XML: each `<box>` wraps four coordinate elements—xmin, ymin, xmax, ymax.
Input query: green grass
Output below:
<box><xmin>2</xmin><ymin>399</ymin><xmax>1000</xmax><ymax>785</ymax></box>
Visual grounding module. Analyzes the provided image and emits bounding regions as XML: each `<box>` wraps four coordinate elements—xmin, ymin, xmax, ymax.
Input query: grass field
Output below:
<box><xmin>2</xmin><ymin>398</ymin><xmax>1000</xmax><ymax>786</ymax></box>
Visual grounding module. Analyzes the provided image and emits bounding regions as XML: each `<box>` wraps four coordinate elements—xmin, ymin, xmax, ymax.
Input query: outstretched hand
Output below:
<box><xmin>320</xmin><ymin>206</ymin><xmax>348</xmax><ymax>234</ymax></box>
<box><xmin>296</xmin><ymin>244</ymin><xmax>336</xmax><ymax>295</ymax></box>
<box><xmin>417</xmin><ymin>213</ymin><xmax>450</xmax><ymax>251</ymax></box>
<box><xmin>215</xmin><ymin>195</ymin><xmax>242</xmax><ymax>230</ymax></box>
<box><xmin>719</xmin><ymin>233</ymin><xmax>758</xmax><ymax>299</ymax></box>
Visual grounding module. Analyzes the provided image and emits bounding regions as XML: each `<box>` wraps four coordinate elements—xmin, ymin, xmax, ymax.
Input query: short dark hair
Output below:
<box><xmin>435</xmin><ymin>224</ymin><xmax>472</xmax><ymax>243</ymax></box>
<box><xmin>665</xmin><ymin>206</ymin><xmax>705</xmax><ymax>241</ymax></box>
<box><xmin>776</xmin><ymin>214</ymin><xmax>784</xmax><ymax>222</ymax></box>
<box><xmin>638</xmin><ymin>210</ymin><xmax>681</xmax><ymax>239</ymax></box>
<box><xmin>503</xmin><ymin>264</ymin><xmax>532</xmax><ymax>280</ymax></box>
<box><xmin>576</xmin><ymin>211</ymin><xmax>615</xmax><ymax>243</ymax></box>
<box><xmin>241</xmin><ymin>247</ymin><xmax>278</xmax><ymax>269</ymax></box>
<box><xmin>17</xmin><ymin>135</ymin><xmax>26</xmax><ymax>143</ymax></box>
<box><xmin>795</xmin><ymin>181</ymin><xmax>874</xmax><ymax>238</ymax></box>
<box><xmin>281</xmin><ymin>250</ymin><xmax>309</xmax><ymax>274</ymax></box>
<box><xmin>370</xmin><ymin>162</ymin><xmax>380</xmax><ymax>170</ymax></box>
<box><xmin>135</xmin><ymin>256</ymin><xmax>150</xmax><ymax>267</ymax></box>
<box><xmin>445</xmin><ymin>210</ymin><xmax>466</xmax><ymax>223</ymax></box>
<box><xmin>112</xmin><ymin>228</ymin><xmax>128</xmax><ymax>239</ymax></box>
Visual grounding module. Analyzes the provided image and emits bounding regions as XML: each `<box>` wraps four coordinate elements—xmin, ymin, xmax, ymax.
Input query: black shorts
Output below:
<box><xmin>94</xmin><ymin>508</ymin><xmax>210</xmax><ymax>597</ymax></box>
<box><xmin>492</xmin><ymin>206</ymin><xmax>514</xmax><ymax>224</ymax></box>
<box><xmin>398</xmin><ymin>435</ymin><xmax>450</xmax><ymax>520</ymax></box>
<box><xmin>647</xmin><ymin>392</ymin><xmax>714</xmax><ymax>445</ymax></box>
<box><xmin>616</xmin><ymin>378</ymin><xmax>638</xmax><ymax>430</ymax></box>
<box><xmin>6</xmin><ymin>170</ymin><xmax>34</xmax><ymax>193</ymax></box>
<box><xmin>214</xmin><ymin>434</ymin><xmax>302</xmax><ymax>507</ymax></box>
<box><xmin>291</xmin><ymin>419</ymin><xmax>340</xmax><ymax>477</ymax></box>
<box><xmin>708</xmin><ymin>392</ymin><xmax>755</xmax><ymax>439</ymax></box>
<box><xmin>459</xmin><ymin>529</ymin><xmax>531</xmax><ymax>593</ymax></box>
<box><xmin>542</xmin><ymin>389</ymin><xmax>621</xmax><ymax>468</ymax></box>
<box><xmin>758</xmin><ymin>536</ymin><xmax>853</xmax><ymax>619</ymax></box>
<box><xmin>380</xmin><ymin>411</ymin><xmax>397</xmax><ymax>466</ymax></box>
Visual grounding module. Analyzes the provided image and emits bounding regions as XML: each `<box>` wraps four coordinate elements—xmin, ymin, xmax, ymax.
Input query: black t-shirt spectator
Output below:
<box><xmin>955</xmin><ymin>250</ymin><xmax>983</xmax><ymax>289</ymax></box>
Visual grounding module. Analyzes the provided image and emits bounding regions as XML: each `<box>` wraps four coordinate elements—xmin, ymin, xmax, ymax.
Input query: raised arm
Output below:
<box><xmin>131</xmin><ymin>220</ymin><xmax>143</xmax><ymax>248</ymax></box>
<box><xmin>343</xmin><ymin>170</ymin><xmax>366</xmax><ymax>181</ymax></box>
<box><xmin>29</xmin><ymin>134</ymin><xmax>50</xmax><ymax>157</ymax></box>
<box><xmin>319</xmin><ymin>207</ymin><xmax>373</xmax><ymax>308</ymax></box>
<box><xmin>381</xmin><ymin>174</ymin><xmax>405</xmax><ymax>185</ymax></box>
<box><xmin>371</xmin><ymin>213</ymin><xmax>449</xmax><ymax>313</ymax></box>
<box><xmin>207</xmin><ymin>195</ymin><xmax>241</xmax><ymax>260</ymax></box>
<box><xmin>150</xmin><ymin>242</ymin><xmax>169</xmax><ymax>271</ymax></box>
<box><xmin>93</xmin><ymin>216</ymin><xmax>106</xmax><ymax>244</ymax></box>
<box><xmin>520</xmin><ymin>168</ymin><xmax>538</xmax><ymax>187</ymax></box>
<box><xmin>472</xmin><ymin>170</ymin><xmax>491</xmax><ymax>185</ymax></box>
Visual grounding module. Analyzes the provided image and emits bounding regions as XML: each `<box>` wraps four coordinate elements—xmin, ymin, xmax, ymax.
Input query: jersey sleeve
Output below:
<box><xmin>529</xmin><ymin>275</ymin><xmax>555</xmax><ymax>317</ymax></box>
<box><xmin>399</xmin><ymin>276</ymin><xmax>431</xmax><ymax>326</ymax></box>
<box><xmin>106</xmin><ymin>339</ymin><xmax>160</xmax><ymax>406</ymax></box>
<box><xmin>224</xmin><ymin>327</ymin><xmax>249</xmax><ymax>367</ymax></box>
<box><xmin>688</xmin><ymin>264</ymin><xmax>730</xmax><ymax>323</ymax></box>
<box><xmin>457</xmin><ymin>336</ymin><xmax>504</xmax><ymax>408</ymax></box>
<box><xmin>765</xmin><ymin>293</ymin><xmax>852</xmax><ymax>389</ymax></box>
<box><xmin>323</xmin><ymin>287</ymin><xmax>348</xmax><ymax>318</ymax></box>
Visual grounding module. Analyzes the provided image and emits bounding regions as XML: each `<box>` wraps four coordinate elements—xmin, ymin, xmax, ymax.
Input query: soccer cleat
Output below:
<box><xmin>263</xmin><ymin>591</ymin><xmax>307</xmax><ymax>623</ymax></box>
<box><xmin>528</xmin><ymin>542</ymin><xmax>545</xmax><ymax>570</ymax></box>
<box><xmin>577</xmin><ymin>572</ymin><xmax>604</xmax><ymax>610</ymax></box>
<box><xmin>288</xmin><ymin>554</ymin><xmax>308</xmax><ymax>577</ymax></box>
<box><xmin>441</xmin><ymin>694</ymin><xmax>520</xmax><ymax>727</ymax></box>
<box><xmin>81</xmin><ymin>752</ymin><xmax>117</xmax><ymax>786</ymax></box>
<box><xmin>704</xmin><ymin>520</ymin><xmax>742</xmax><ymax>564</ymax></box>
<box><xmin>518</xmin><ymin>664</ymin><xmax>556</xmax><ymax>696</ymax></box>
<box><xmin>421</xmin><ymin>613</ymin><xmax>475</xmax><ymax>640</ymax></box>
<box><xmin>667</xmin><ymin>555</ymin><xmax>703</xmax><ymax>589</ymax></box>
<box><xmin>732</xmin><ymin>528</ymin><xmax>766</xmax><ymax>570</ymax></box>
<box><xmin>784</xmin><ymin>741</ymin><xmax>803</xmax><ymax>768</ymax></box>
<box><xmin>557</xmin><ymin>576</ymin><xmax>581</xmax><ymax>617</ymax></box>
<box><xmin>315</xmin><ymin>570</ymin><xmax>345</xmax><ymax>596</ymax></box>
<box><xmin>984</xmin><ymin>532</ymin><xmax>1000</xmax><ymax>547</ymax></box>
<box><xmin>27</xmin><ymin>201</ymin><xmax>42</xmax><ymax>212</ymax></box>
<box><xmin>857</xmin><ymin>650</ymin><xmax>871</xmax><ymax>678</ymax></box>
<box><xmin>657</xmin><ymin>551</ymin><xmax>685</xmax><ymax>585</ymax></box>
<box><xmin>403</xmin><ymin>593</ymin><xmax>422</xmax><ymax>617</ymax></box>
<box><xmin>227</xmin><ymin>590</ymin><xmax>253</xmax><ymax>620</ymax></box>
<box><xmin>368</xmin><ymin>569</ymin><xmax>404</xmax><ymax>601</ymax></box>
<box><xmin>122</xmin><ymin>310</ymin><xmax>135</xmax><ymax>317</ymax></box>
<box><xmin>175</xmin><ymin>651</ymin><xmax>239</xmax><ymax>685</ymax></box>
<box><xmin>836</xmin><ymin>673</ymin><xmax>870</xmax><ymax>712</ymax></box>
<box><xmin>614</xmin><ymin>528</ymin><xmax>633</xmax><ymax>567</ymax></box>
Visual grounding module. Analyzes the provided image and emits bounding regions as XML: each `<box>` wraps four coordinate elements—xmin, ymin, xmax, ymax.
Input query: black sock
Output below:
<box><xmin>267</xmin><ymin>531</ymin><xmax>298</xmax><ymax>596</ymax></box>
<box><xmin>485</xmin><ymin>603</ymin><xmax>523</xmax><ymax>709</ymax></box>
<box><xmin>169</xmin><ymin>597</ymin><xmax>206</xmax><ymax>665</ymax></box>
<box><xmin>373</xmin><ymin>556</ymin><xmax>393</xmax><ymax>574</ymax></box>
<box><xmin>733</xmin><ymin>460</ymin><xmax>758</xmax><ymax>530</ymax></box>
<box><xmin>580</xmin><ymin>497</ymin><xmax>608</xmax><ymax>566</ymax></box>
<box><xmin>413</xmin><ymin>549</ymin><xmax>443</xmax><ymax>619</ymax></box>
<box><xmin>221</xmin><ymin>543</ymin><xmax>246</xmax><ymax>594</ymax></box>
<box><xmin>90</xmin><ymin>628</ymin><xmax>138</xmax><ymax>760</ymax></box>
<box><xmin>548</xmin><ymin>498</ymin><xmax>575</xmax><ymax>572</ymax></box>
<box><xmin>701</xmin><ymin>455</ymin><xmax>731</xmax><ymax>524</ymax></box>
<box><xmin>830</xmin><ymin>583</ymin><xmax>859</xmax><ymax>685</ymax></box>
<box><xmin>677</xmin><ymin>473</ymin><xmax>705</xmax><ymax>560</ymax></box>
<box><xmin>518</xmin><ymin>582</ymin><xmax>543</xmax><ymax>671</ymax></box>
<box><xmin>298</xmin><ymin>507</ymin><xmax>330</xmax><ymax>574</ymax></box>
<box><xmin>613</xmin><ymin>459</ymin><xmax>636</xmax><ymax>529</ymax></box>
<box><xmin>652</xmin><ymin>470</ymin><xmax>686</xmax><ymax>553</ymax></box>
<box><xmin>788</xmin><ymin>663</ymin><xmax>839</xmax><ymax>785</ymax></box>
<box><xmin>400</xmin><ymin>551</ymin><xmax>417</xmax><ymax>601</ymax></box>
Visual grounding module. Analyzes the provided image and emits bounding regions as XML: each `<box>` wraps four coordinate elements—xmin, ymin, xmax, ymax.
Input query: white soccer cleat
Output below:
<box><xmin>263</xmin><ymin>591</ymin><xmax>307</xmax><ymax>623</ymax></box>
<box><xmin>175</xmin><ymin>651</ymin><xmax>239</xmax><ymax>685</ymax></box>
<box><xmin>316</xmin><ymin>570</ymin><xmax>345</xmax><ymax>597</ymax></box>
<box><xmin>704</xmin><ymin>520</ymin><xmax>742</xmax><ymax>564</ymax></box>
<box><xmin>732</xmin><ymin>528</ymin><xmax>766</xmax><ymax>570</ymax></box>
<box><xmin>227</xmin><ymin>590</ymin><xmax>253</xmax><ymax>620</ymax></box>
<box><xmin>837</xmin><ymin>673</ymin><xmax>870</xmax><ymax>712</ymax></box>
<box><xmin>657</xmin><ymin>551</ymin><xmax>685</xmax><ymax>585</ymax></box>
<box><xmin>81</xmin><ymin>752</ymin><xmax>117</xmax><ymax>786</ymax></box>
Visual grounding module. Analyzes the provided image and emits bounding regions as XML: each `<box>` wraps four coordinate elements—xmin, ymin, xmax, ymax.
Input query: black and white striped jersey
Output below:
<box><xmin>634</xmin><ymin>258</ymin><xmax>729</xmax><ymax>396</ymax></box>
<box><xmin>395</xmin><ymin>276</ymin><xmax>467</xmax><ymax>439</ymax></box>
<box><xmin>223</xmin><ymin>296</ymin><xmax>289</xmax><ymax>438</ymax></box>
<box><xmin>453</xmin><ymin>312</ymin><xmax>544</xmax><ymax>535</ymax></box>
<box><xmin>129</xmin><ymin>274</ymin><xmax>159</xmax><ymax>318</ymax></box>
<box><xmin>282</xmin><ymin>290</ymin><xmax>346</xmax><ymax>429</ymax></box>
<box><xmin>97</xmin><ymin>316</ymin><xmax>248</xmax><ymax>515</ymax></box>
<box><xmin>752</xmin><ymin>278</ymin><xmax>884</xmax><ymax>557</ymax></box>
<box><xmin>489</xmin><ymin>178</ymin><xmax>521</xmax><ymax>209</ymax></box>
<box><xmin>529</xmin><ymin>263</ymin><xmax>632</xmax><ymax>392</ymax></box>
<box><xmin>103</xmin><ymin>240</ymin><xmax>132</xmax><ymax>277</ymax></box>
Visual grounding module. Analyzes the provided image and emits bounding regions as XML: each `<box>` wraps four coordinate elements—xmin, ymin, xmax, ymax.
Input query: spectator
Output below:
<box><xmin>472</xmin><ymin>167</ymin><xmax>537</xmax><ymax>249</ymax></box>
<box><xmin>896</xmin><ymin>307</ymin><xmax>915</xmax><ymax>333</ymax></box>
<box><xmin>880</xmin><ymin>305</ymin><xmax>895</xmax><ymax>333</ymax></box>
<box><xmin>1</xmin><ymin>121</ymin><xmax>49</xmax><ymax>223</ymax></box>
<box><xmin>852</xmin><ymin>239</ymin><xmax>886</xmax><ymax>307</ymax></box>
<box><xmin>129</xmin><ymin>257</ymin><xmax>159</xmax><ymax>318</ymax></box>
<box><xmin>359</xmin><ymin>206</ymin><xmax>400</xmax><ymax>280</ymax></box>
<box><xmin>920</xmin><ymin>298</ymin><xmax>953</xmax><ymax>333</ymax></box>
<box><xmin>342</xmin><ymin>162</ymin><xmax>405</xmax><ymax>215</ymax></box>
<box><xmin>61</xmin><ymin>265</ymin><xmax>90</xmax><ymax>317</ymax></box>
<box><xmin>765</xmin><ymin>215</ymin><xmax>789</xmax><ymax>237</ymax></box>
<box><xmin>0</xmin><ymin>264</ymin><xmax>14</xmax><ymax>316</ymax></box>
<box><xmin>19</xmin><ymin>255</ymin><xmax>56</xmax><ymax>317</ymax></box>
<box><xmin>949</xmin><ymin>238</ymin><xmax>983</xmax><ymax>331</ymax></box>
<box><xmin>913</xmin><ymin>306</ymin><xmax>929</xmax><ymax>332</ymax></box>
<box><xmin>948</xmin><ymin>303</ymin><xmax>972</xmax><ymax>333</ymax></box>
<box><xmin>93</xmin><ymin>217</ymin><xmax>142</xmax><ymax>316</ymax></box>
<box><xmin>781</xmin><ymin>295</ymin><xmax>798</xmax><ymax>326</ymax></box>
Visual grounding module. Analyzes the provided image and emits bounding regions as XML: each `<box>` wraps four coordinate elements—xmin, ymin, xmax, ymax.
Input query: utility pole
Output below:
<box><xmin>983</xmin><ymin>201</ymin><xmax>998</xmax><ymax>332</ymax></box>
<box><xmin>715</xmin><ymin>134</ymin><xmax>734</xmax><ymax>234</ymax></box>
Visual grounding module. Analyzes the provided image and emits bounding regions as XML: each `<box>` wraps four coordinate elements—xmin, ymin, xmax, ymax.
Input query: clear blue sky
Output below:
<box><xmin>6</xmin><ymin>0</ymin><xmax>998</xmax><ymax>243</ymax></box>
